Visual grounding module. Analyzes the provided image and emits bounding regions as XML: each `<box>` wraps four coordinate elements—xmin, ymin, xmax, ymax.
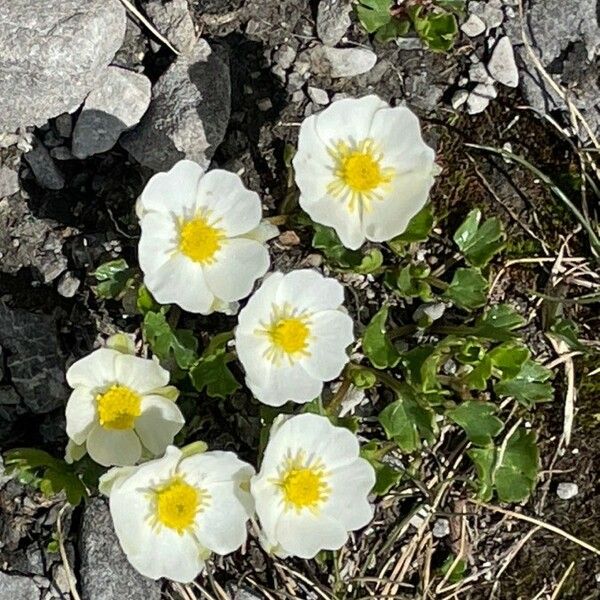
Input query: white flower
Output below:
<box><xmin>101</xmin><ymin>445</ymin><xmax>255</xmax><ymax>582</ymax></box>
<box><xmin>65</xmin><ymin>347</ymin><xmax>184</xmax><ymax>467</ymax></box>
<box><xmin>235</xmin><ymin>269</ymin><xmax>354</xmax><ymax>406</ymax></box>
<box><xmin>137</xmin><ymin>160</ymin><xmax>278</xmax><ymax>315</ymax></box>
<box><xmin>293</xmin><ymin>95</ymin><xmax>436</xmax><ymax>250</ymax></box>
<box><xmin>251</xmin><ymin>413</ymin><xmax>375</xmax><ymax>558</ymax></box>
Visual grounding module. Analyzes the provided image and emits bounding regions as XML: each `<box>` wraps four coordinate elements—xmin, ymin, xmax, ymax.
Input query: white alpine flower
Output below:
<box><xmin>251</xmin><ymin>413</ymin><xmax>375</xmax><ymax>558</ymax></box>
<box><xmin>137</xmin><ymin>160</ymin><xmax>277</xmax><ymax>315</ymax></box>
<box><xmin>65</xmin><ymin>346</ymin><xmax>184</xmax><ymax>467</ymax></box>
<box><xmin>293</xmin><ymin>95</ymin><xmax>436</xmax><ymax>250</ymax></box>
<box><xmin>234</xmin><ymin>269</ymin><xmax>354</xmax><ymax>406</ymax></box>
<box><xmin>101</xmin><ymin>445</ymin><xmax>255</xmax><ymax>583</ymax></box>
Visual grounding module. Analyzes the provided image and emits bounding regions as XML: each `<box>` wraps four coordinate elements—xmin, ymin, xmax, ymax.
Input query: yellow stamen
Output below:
<box><xmin>96</xmin><ymin>385</ymin><xmax>141</xmax><ymax>430</ymax></box>
<box><xmin>179</xmin><ymin>214</ymin><xmax>224</xmax><ymax>264</ymax></box>
<box><xmin>153</xmin><ymin>477</ymin><xmax>207</xmax><ymax>535</ymax></box>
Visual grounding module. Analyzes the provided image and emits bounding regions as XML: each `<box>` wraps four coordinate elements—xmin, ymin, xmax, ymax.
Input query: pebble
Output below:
<box><xmin>278</xmin><ymin>231</ymin><xmax>301</xmax><ymax>246</ymax></box>
<box><xmin>487</xmin><ymin>36</ymin><xmax>519</xmax><ymax>88</ymax></box>
<box><xmin>452</xmin><ymin>89</ymin><xmax>469</xmax><ymax>109</ymax></box>
<box><xmin>316</xmin><ymin>0</ymin><xmax>352</xmax><ymax>46</ymax></box>
<box><xmin>49</xmin><ymin>147</ymin><xmax>74</xmax><ymax>161</ymax></box>
<box><xmin>461</xmin><ymin>14</ymin><xmax>486</xmax><ymax>37</ymax></box>
<box><xmin>0</xmin><ymin>166</ymin><xmax>20</xmax><ymax>198</ymax></box>
<box><xmin>54</xmin><ymin>113</ymin><xmax>73</xmax><ymax>138</ymax></box>
<box><xmin>308</xmin><ymin>86</ymin><xmax>329</xmax><ymax>105</ymax></box>
<box><xmin>23</xmin><ymin>137</ymin><xmax>65</xmax><ymax>190</ymax></box>
<box><xmin>57</xmin><ymin>271</ymin><xmax>80</xmax><ymax>298</ymax></box>
<box><xmin>0</xmin><ymin>571</ymin><xmax>44</xmax><ymax>600</ymax></box>
<box><xmin>143</xmin><ymin>0</ymin><xmax>196</xmax><ymax>54</ymax></box>
<box><xmin>72</xmin><ymin>66</ymin><xmax>152</xmax><ymax>158</ymax></box>
<box><xmin>469</xmin><ymin>61</ymin><xmax>494</xmax><ymax>84</ymax></box>
<box><xmin>556</xmin><ymin>482</ymin><xmax>579</xmax><ymax>500</ymax></box>
<box><xmin>432</xmin><ymin>518</ymin><xmax>451</xmax><ymax>538</ymax></box>
<box><xmin>467</xmin><ymin>83</ymin><xmax>497</xmax><ymax>115</ymax></box>
<box><xmin>310</xmin><ymin>46</ymin><xmax>377</xmax><ymax>78</ymax></box>
<box><xmin>273</xmin><ymin>44</ymin><xmax>297</xmax><ymax>70</ymax></box>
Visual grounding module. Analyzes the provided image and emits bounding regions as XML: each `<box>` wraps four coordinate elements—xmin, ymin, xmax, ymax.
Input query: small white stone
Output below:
<box><xmin>557</xmin><ymin>482</ymin><xmax>579</xmax><ymax>500</ymax></box>
<box><xmin>432</xmin><ymin>518</ymin><xmax>451</xmax><ymax>538</ymax></box>
<box><xmin>310</xmin><ymin>46</ymin><xmax>377</xmax><ymax>78</ymax></box>
<box><xmin>461</xmin><ymin>14</ymin><xmax>486</xmax><ymax>37</ymax></box>
<box><xmin>487</xmin><ymin>36</ymin><xmax>519</xmax><ymax>88</ymax></box>
<box><xmin>469</xmin><ymin>62</ymin><xmax>494</xmax><ymax>84</ymax></box>
<box><xmin>467</xmin><ymin>83</ymin><xmax>497</xmax><ymax>114</ymax></box>
<box><xmin>307</xmin><ymin>86</ymin><xmax>329</xmax><ymax>105</ymax></box>
<box><xmin>452</xmin><ymin>89</ymin><xmax>469</xmax><ymax>109</ymax></box>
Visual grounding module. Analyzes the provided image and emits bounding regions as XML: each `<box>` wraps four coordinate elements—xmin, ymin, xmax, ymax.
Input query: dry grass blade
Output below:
<box><xmin>468</xmin><ymin>500</ymin><xmax>600</xmax><ymax>556</ymax></box>
<box><xmin>550</xmin><ymin>561</ymin><xmax>575</xmax><ymax>600</ymax></box>
<box><xmin>118</xmin><ymin>0</ymin><xmax>181</xmax><ymax>55</ymax></box>
<box><xmin>57</xmin><ymin>504</ymin><xmax>82</xmax><ymax>600</ymax></box>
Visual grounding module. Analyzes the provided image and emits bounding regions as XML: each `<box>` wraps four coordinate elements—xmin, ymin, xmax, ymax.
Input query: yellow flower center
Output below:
<box><xmin>154</xmin><ymin>477</ymin><xmax>206</xmax><ymax>534</ymax></box>
<box><xmin>96</xmin><ymin>385</ymin><xmax>141</xmax><ymax>430</ymax></box>
<box><xmin>257</xmin><ymin>304</ymin><xmax>312</xmax><ymax>366</ymax></box>
<box><xmin>276</xmin><ymin>452</ymin><xmax>330</xmax><ymax>512</ymax></box>
<box><xmin>179</xmin><ymin>215</ymin><xmax>224</xmax><ymax>264</ymax></box>
<box><xmin>327</xmin><ymin>139</ymin><xmax>395</xmax><ymax>212</ymax></box>
<box><xmin>267</xmin><ymin>317</ymin><xmax>310</xmax><ymax>355</ymax></box>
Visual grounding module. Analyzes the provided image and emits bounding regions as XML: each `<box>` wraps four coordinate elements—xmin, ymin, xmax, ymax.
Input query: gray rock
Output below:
<box><xmin>72</xmin><ymin>67</ymin><xmax>152</xmax><ymax>159</ymax></box>
<box><xmin>310</xmin><ymin>46</ymin><xmax>377</xmax><ymax>78</ymax></box>
<box><xmin>57</xmin><ymin>272</ymin><xmax>81</xmax><ymax>298</ymax></box>
<box><xmin>121</xmin><ymin>39</ymin><xmax>231</xmax><ymax>172</ymax></box>
<box><xmin>0</xmin><ymin>571</ymin><xmax>42</xmax><ymax>600</ymax></box>
<box><xmin>0</xmin><ymin>303</ymin><xmax>67</xmax><ymax>414</ymax></box>
<box><xmin>55</xmin><ymin>114</ymin><xmax>73</xmax><ymax>138</ymax></box>
<box><xmin>24</xmin><ymin>137</ymin><xmax>65</xmax><ymax>190</ymax></box>
<box><xmin>308</xmin><ymin>86</ymin><xmax>330</xmax><ymax>105</ymax></box>
<box><xmin>469</xmin><ymin>61</ymin><xmax>494</xmax><ymax>84</ymax></box>
<box><xmin>452</xmin><ymin>89</ymin><xmax>469</xmax><ymax>109</ymax></box>
<box><xmin>557</xmin><ymin>482</ymin><xmax>579</xmax><ymax>500</ymax></box>
<box><xmin>0</xmin><ymin>0</ymin><xmax>126</xmax><ymax>131</ymax></box>
<box><xmin>49</xmin><ymin>147</ymin><xmax>75</xmax><ymax>161</ymax></box>
<box><xmin>432</xmin><ymin>518</ymin><xmax>451</xmax><ymax>538</ymax></box>
<box><xmin>467</xmin><ymin>83</ymin><xmax>497</xmax><ymax>115</ymax></box>
<box><xmin>143</xmin><ymin>0</ymin><xmax>196</xmax><ymax>54</ymax></box>
<box><xmin>317</xmin><ymin>0</ymin><xmax>352</xmax><ymax>47</ymax></box>
<box><xmin>487</xmin><ymin>36</ymin><xmax>518</xmax><ymax>88</ymax></box>
<box><xmin>461</xmin><ymin>14</ymin><xmax>486</xmax><ymax>37</ymax></box>
<box><xmin>273</xmin><ymin>45</ymin><xmax>297</xmax><ymax>70</ymax></box>
<box><xmin>0</xmin><ymin>166</ymin><xmax>19</xmax><ymax>198</ymax></box>
<box><xmin>79</xmin><ymin>498</ymin><xmax>162</xmax><ymax>600</ymax></box>
<box><xmin>469</xmin><ymin>0</ymin><xmax>504</xmax><ymax>31</ymax></box>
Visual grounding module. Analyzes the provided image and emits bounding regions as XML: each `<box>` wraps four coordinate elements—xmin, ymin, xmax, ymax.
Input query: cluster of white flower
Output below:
<box><xmin>64</xmin><ymin>95</ymin><xmax>436</xmax><ymax>582</ymax></box>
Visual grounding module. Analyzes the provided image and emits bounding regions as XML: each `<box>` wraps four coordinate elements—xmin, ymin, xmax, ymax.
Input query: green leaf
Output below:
<box><xmin>476</xmin><ymin>304</ymin><xmax>526</xmax><ymax>335</ymax></box>
<box><xmin>494</xmin><ymin>428</ymin><xmax>539</xmax><ymax>502</ymax></box>
<box><xmin>453</xmin><ymin>209</ymin><xmax>505</xmax><ymax>267</ymax></box>
<box><xmin>388</xmin><ymin>205</ymin><xmax>434</xmax><ymax>251</ymax></box>
<box><xmin>356</xmin><ymin>0</ymin><xmax>393</xmax><ymax>33</ymax></box>
<box><xmin>355</xmin><ymin>248</ymin><xmax>384</xmax><ymax>274</ymax></box>
<box><xmin>489</xmin><ymin>342</ymin><xmax>530</xmax><ymax>379</ymax></box>
<box><xmin>136</xmin><ymin>284</ymin><xmax>160</xmax><ymax>315</ymax></box>
<box><xmin>143</xmin><ymin>311</ymin><xmax>198</xmax><ymax>370</ymax></box>
<box><xmin>378</xmin><ymin>385</ymin><xmax>436</xmax><ymax>452</ymax></box>
<box><xmin>494</xmin><ymin>359</ymin><xmax>554</xmax><ymax>407</ymax></box>
<box><xmin>448</xmin><ymin>401</ymin><xmax>503</xmax><ymax>446</ymax></box>
<box><xmin>443</xmin><ymin>268</ymin><xmax>488</xmax><ymax>311</ymax></box>
<box><xmin>411</xmin><ymin>6</ymin><xmax>458</xmax><ymax>52</ymax></box>
<box><xmin>440</xmin><ymin>554</ymin><xmax>468</xmax><ymax>584</ymax></box>
<box><xmin>396</xmin><ymin>262</ymin><xmax>433</xmax><ymax>300</ymax></box>
<box><xmin>374</xmin><ymin>17</ymin><xmax>411</xmax><ymax>41</ymax></box>
<box><xmin>92</xmin><ymin>259</ymin><xmax>135</xmax><ymax>300</ymax></box>
<box><xmin>549</xmin><ymin>318</ymin><xmax>587</xmax><ymax>351</ymax></box>
<box><xmin>362</xmin><ymin>305</ymin><xmax>401</xmax><ymax>369</ymax></box>
<box><xmin>462</xmin><ymin>354</ymin><xmax>492</xmax><ymax>390</ymax></box>
<box><xmin>435</xmin><ymin>0</ymin><xmax>466</xmax><ymax>16</ymax></box>
<box><xmin>468</xmin><ymin>446</ymin><xmax>495</xmax><ymax>501</ymax></box>
<box><xmin>349</xmin><ymin>365</ymin><xmax>377</xmax><ymax>389</ymax></box>
<box><xmin>189</xmin><ymin>332</ymin><xmax>240</xmax><ymax>399</ymax></box>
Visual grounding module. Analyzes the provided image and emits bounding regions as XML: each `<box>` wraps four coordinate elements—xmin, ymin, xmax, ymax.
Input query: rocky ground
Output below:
<box><xmin>0</xmin><ymin>0</ymin><xmax>599</xmax><ymax>599</ymax></box>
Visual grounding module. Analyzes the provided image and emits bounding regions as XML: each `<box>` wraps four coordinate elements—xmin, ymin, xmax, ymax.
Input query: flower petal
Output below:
<box><xmin>314</xmin><ymin>95</ymin><xmax>389</xmax><ymax>147</ymax></box>
<box><xmin>203</xmin><ymin>238</ymin><xmax>270</xmax><ymax>302</ymax></box>
<box><xmin>138</xmin><ymin>211</ymin><xmax>179</xmax><ymax>274</ymax></box>
<box><xmin>86</xmin><ymin>425</ymin><xmax>142</xmax><ymax>467</ymax></box>
<box><xmin>66</xmin><ymin>348</ymin><xmax>117</xmax><ymax>389</ymax></box>
<box><xmin>235</xmin><ymin>332</ymin><xmax>272</xmax><ymax>388</ymax></box>
<box><xmin>242</xmin><ymin>220</ymin><xmax>279</xmax><ymax>243</ymax></box>
<box><xmin>360</xmin><ymin>162</ymin><xmax>435</xmax><ymax>243</ymax></box>
<box><xmin>301</xmin><ymin>309</ymin><xmax>354</xmax><ymax>381</ymax></box>
<box><xmin>275</xmin><ymin>269</ymin><xmax>345</xmax><ymax>313</ymax></box>
<box><xmin>115</xmin><ymin>355</ymin><xmax>170</xmax><ymax>394</ymax></box>
<box><xmin>196</xmin><ymin>170</ymin><xmax>262</xmax><ymax>237</ymax></box>
<box><xmin>299</xmin><ymin>193</ymin><xmax>365</xmax><ymax>250</ymax></box>
<box><xmin>143</xmin><ymin>254</ymin><xmax>215</xmax><ymax>314</ymax></box>
<box><xmin>275</xmin><ymin>511</ymin><xmax>348</xmax><ymax>558</ymax></box>
<box><xmin>246</xmin><ymin>361</ymin><xmax>322</xmax><ymax>407</ymax></box>
<box><xmin>65</xmin><ymin>388</ymin><xmax>96</xmax><ymax>445</ymax></box>
<box><xmin>322</xmin><ymin>459</ymin><xmax>375</xmax><ymax>530</ymax></box>
<box><xmin>135</xmin><ymin>395</ymin><xmax>185</xmax><ymax>455</ymax></box>
<box><xmin>137</xmin><ymin>160</ymin><xmax>205</xmax><ymax>217</ymax></box>
<box><xmin>236</xmin><ymin>272</ymin><xmax>284</xmax><ymax>333</ymax></box>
